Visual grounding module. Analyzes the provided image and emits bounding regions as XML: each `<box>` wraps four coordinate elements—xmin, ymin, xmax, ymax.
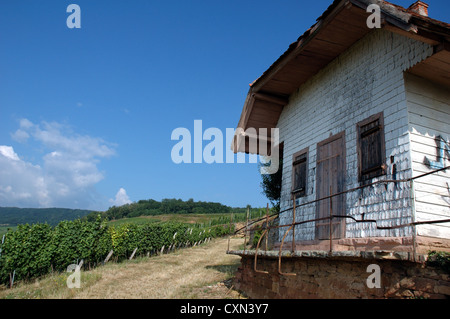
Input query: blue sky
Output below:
<box><xmin>0</xmin><ymin>0</ymin><xmax>449</xmax><ymax>211</ymax></box>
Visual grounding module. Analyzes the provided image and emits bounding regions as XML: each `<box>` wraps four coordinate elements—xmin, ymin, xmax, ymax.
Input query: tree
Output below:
<box><xmin>259</xmin><ymin>156</ymin><xmax>283</xmax><ymax>211</ymax></box>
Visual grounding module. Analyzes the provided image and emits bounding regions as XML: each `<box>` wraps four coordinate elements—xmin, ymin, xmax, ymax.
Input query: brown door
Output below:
<box><xmin>315</xmin><ymin>132</ymin><xmax>346</xmax><ymax>240</ymax></box>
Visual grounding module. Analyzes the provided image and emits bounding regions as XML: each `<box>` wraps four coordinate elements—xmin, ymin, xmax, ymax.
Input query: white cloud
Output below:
<box><xmin>109</xmin><ymin>188</ymin><xmax>132</xmax><ymax>207</ymax></box>
<box><xmin>19</xmin><ymin>118</ymin><xmax>34</xmax><ymax>129</ymax></box>
<box><xmin>11</xmin><ymin>119</ymin><xmax>34</xmax><ymax>143</ymax></box>
<box><xmin>0</xmin><ymin>145</ymin><xmax>20</xmax><ymax>161</ymax></box>
<box><xmin>31</xmin><ymin>121</ymin><xmax>116</xmax><ymax>159</ymax></box>
<box><xmin>10</xmin><ymin>129</ymin><xmax>30</xmax><ymax>143</ymax></box>
<box><xmin>0</xmin><ymin>119</ymin><xmax>117</xmax><ymax>209</ymax></box>
<box><xmin>0</xmin><ymin>146</ymin><xmax>47</xmax><ymax>207</ymax></box>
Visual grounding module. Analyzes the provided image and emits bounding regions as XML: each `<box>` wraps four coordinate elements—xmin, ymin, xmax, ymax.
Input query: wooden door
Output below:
<box><xmin>315</xmin><ymin>132</ymin><xmax>346</xmax><ymax>240</ymax></box>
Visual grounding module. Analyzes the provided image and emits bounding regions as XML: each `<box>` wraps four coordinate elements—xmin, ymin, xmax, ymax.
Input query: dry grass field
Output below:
<box><xmin>0</xmin><ymin>236</ymin><xmax>246</xmax><ymax>299</ymax></box>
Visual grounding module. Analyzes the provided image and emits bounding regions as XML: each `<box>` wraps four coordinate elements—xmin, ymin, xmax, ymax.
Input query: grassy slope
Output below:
<box><xmin>106</xmin><ymin>213</ymin><xmax>236</xmax><ymax>227</ymax></box>
<box><xmin>0</xmin><ymin>212</ymin><xmax>252</xmax><ymax>298</ymax></box>
<box><xmin>0</xmin><ymin>236</ymin><xmax>245</xmax><ymax>299</ymax></box>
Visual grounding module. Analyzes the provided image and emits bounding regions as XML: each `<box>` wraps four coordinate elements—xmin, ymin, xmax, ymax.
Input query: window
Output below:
<box><xmin>291</xmin><ymin>148</ymin><xmax>308</xmax><ymax>197</ymax></box>
<box><xmin>357</xmin><ymin>112</ymin><xmax>386</xmax><ymax>182</ymax></box>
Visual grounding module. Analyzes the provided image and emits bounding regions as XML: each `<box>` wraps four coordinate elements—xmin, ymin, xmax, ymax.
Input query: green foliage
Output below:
<box><xmin>0</xmin><ymin>225</ymin><xmax>17</xmax><ymax>237</ymax></box>
<box><xmin>427</xmin><ymin>251</ymin><xmax>450</xmax><ymax>274</ymax></box>
<box><xmin>0</xmin><ymin>214</ymin><xmax>234</xmax><ymax>285</ymax></box>
<box><xmin>259</xmin><ymin>157</ymin><xmax>283</xmax><ymax>209</ymax></box>
<box><xmin>85</xmin><ymin>198</ymin><xmax>249</xmax><ymax>222</ymax></box>
<box><xmin>252</xmin><ymin>229</ymin><xmax>263</xmax><ymax>247</ymax></box>
<box><xmin>0</xmin><ymin>223</ymin><xmax>53</xmax><ymax>282</ymax></box>
<box><xmin>49</xmin><ymin>216</ymin><xmax>111</xmax><ymax>271</ymax></box>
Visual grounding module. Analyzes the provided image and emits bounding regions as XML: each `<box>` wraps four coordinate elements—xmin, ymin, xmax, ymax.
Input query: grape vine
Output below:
<box><xmin>0</xmin><ymin>215</ymin><xmax>233</xmax><ymax>286</ymax></box>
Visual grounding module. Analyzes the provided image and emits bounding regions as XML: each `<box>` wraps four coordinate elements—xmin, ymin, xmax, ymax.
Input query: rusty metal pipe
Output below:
<box><xmin>329</xmin><ymin>185</ymin><xmax>333</xmax><ymax>256</ymax></box>
<box><xmin>278</xmin><ymin>224</ymin><xmax>296</xmax><ymax>276</ymax></box>
<box><xmin>292</xmin><ymin>195</ymin><xmax>296</xmax><ymax>253</ymax></box>
<box><xmin>254</xmin><ymin>228</ymin><xmax>269</xmax><ymax>274</ymax></box>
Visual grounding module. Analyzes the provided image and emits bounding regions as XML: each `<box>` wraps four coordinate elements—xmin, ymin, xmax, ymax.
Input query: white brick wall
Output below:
<box><xmin>277</xmin><ymin>29</ymin><xmax>433</xmax><ymax>242</ymax></box>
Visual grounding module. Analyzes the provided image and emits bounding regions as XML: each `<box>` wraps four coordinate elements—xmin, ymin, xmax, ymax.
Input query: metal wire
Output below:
<box><xmin>234</xmin><ymin>166</ymin><xmax>450</xmax><ymax>276</ymax></box>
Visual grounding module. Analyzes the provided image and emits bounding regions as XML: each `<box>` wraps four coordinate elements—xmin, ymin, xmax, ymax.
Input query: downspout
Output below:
<box><xmin>404</xmin><ymin>77</ymin><xmax>417</xmax><ymax>262</ymax></box>
<box><xmin>408</xmin><ymin>139</ymin><xmax>418</xmax><ymax>263</ymax></box>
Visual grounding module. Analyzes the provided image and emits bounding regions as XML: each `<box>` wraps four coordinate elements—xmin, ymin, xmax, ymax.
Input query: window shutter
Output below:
<box><xmin>292</xmin><ymin>153</ymin><xmax>307</xmax><ymax>196</ymax></box>
<box><xmin>358</xmin><ymin>114</ymin><xmax>386</xmax><ymax>182</ymax></box>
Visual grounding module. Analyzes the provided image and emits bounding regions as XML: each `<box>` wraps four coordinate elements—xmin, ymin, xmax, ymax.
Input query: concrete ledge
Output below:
<box><xmin>227</xmin><ymin>249</ymin><xmax>427</xmax><ymax>262</ymax></box>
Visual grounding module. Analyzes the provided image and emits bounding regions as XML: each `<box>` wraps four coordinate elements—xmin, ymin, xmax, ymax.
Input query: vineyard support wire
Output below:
<box><xmin>233</xmin><ymin>165</ymin><xmax>450</xmax><ymax>236</ymax></box>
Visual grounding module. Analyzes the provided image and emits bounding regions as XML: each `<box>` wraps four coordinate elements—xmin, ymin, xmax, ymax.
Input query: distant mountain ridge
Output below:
<box><xmin>0</xmin><ymin>207</ymin><xmax>95</xmax><ymax>226</ymax></box>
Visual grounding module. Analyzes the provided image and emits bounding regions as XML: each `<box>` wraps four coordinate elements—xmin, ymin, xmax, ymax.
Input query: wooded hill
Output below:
<box><xmin>0</xmin><ymin>207</ymin><xmax>94</xmax><ymax>226</ymax></box>
<box><xmin>84</xmin><ymin>198</ymin><xmax>254</xmax><ymax>222</ymax></box>
<box><xmin>0</xmin><ymin>199</ymin><xmax>260</xmax><ymax>226</ymax></box>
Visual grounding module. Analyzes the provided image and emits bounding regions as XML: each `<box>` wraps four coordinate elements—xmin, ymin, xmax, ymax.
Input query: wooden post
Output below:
<box><xmin>244</xmin><ymin>208</ymin><xmax>249</xmax><ymax>252</ymax></box>
<box><xmin>265</xmin><ymin>203</ymin><xmax>269</xmax><ymax>251</ymax></box>
<box><xmin>129</xmin><ymin>248</ymin><xmax>138</xmax><ymax>260</ymax></box>
<box><xmin>227</xmin><ymin>212</ymin><xmax>233</xmax><ymax>252</ymax></box>
<box><xmin>10</xmin><ymin>270</ymin><xmax>15</xmax><ymax>289</ymax></box>
<box><xmin>104</xmin><ymin>250</ymin><xmax>114</xmax><ymax>264</ymax></box>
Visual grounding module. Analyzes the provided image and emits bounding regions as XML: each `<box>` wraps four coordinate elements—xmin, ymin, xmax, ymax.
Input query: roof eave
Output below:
<box><xmin>233</xmin><ymin>0</ymin><xmax>450</xmax><ymax>155</ymax></box>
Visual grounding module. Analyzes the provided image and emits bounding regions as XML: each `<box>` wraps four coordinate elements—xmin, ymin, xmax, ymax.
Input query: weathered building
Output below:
<box><xmin>230</xmin><ymin>0</ymin><xmax>450</xmax><ymax>298</ymax></box>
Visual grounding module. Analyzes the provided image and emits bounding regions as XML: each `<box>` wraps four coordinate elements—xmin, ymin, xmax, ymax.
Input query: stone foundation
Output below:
<box><xmin>231</xmin><ymin>251</ymin><xmax>450</xmax><ymax>299</ymax></box>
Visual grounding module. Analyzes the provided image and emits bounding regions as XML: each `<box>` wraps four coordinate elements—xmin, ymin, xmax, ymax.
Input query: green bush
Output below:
<box><xmin>0</xmin><ymin>223</ymin><xmax>53</xmax><ymax>283</ymax></box>
<box><xmin>252</xmin><ymin>229</ymin><xmax>263</xmax><ymax>247</ymax></box>
<box><xmin>50</xmin><ymin>216</ymin><xmax>112</xmax><ymax>271</ymax></box>
<box><xmin>427</xmin><ymin>251</ymin><xmax>450</xmax><ymax>274</ymax></box>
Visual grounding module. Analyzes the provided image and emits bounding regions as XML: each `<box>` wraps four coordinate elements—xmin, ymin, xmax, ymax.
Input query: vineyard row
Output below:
<box><xmin>0</xmin><ymin>215</ymin><xmax>234</xmax><ymax>286</ymax></box>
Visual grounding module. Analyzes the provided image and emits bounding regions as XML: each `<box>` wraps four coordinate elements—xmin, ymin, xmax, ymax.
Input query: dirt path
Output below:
<box><xmin>73</xmin><ymin>236</ymin><xmax>245</xmax><ymax>299</ymax></box>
